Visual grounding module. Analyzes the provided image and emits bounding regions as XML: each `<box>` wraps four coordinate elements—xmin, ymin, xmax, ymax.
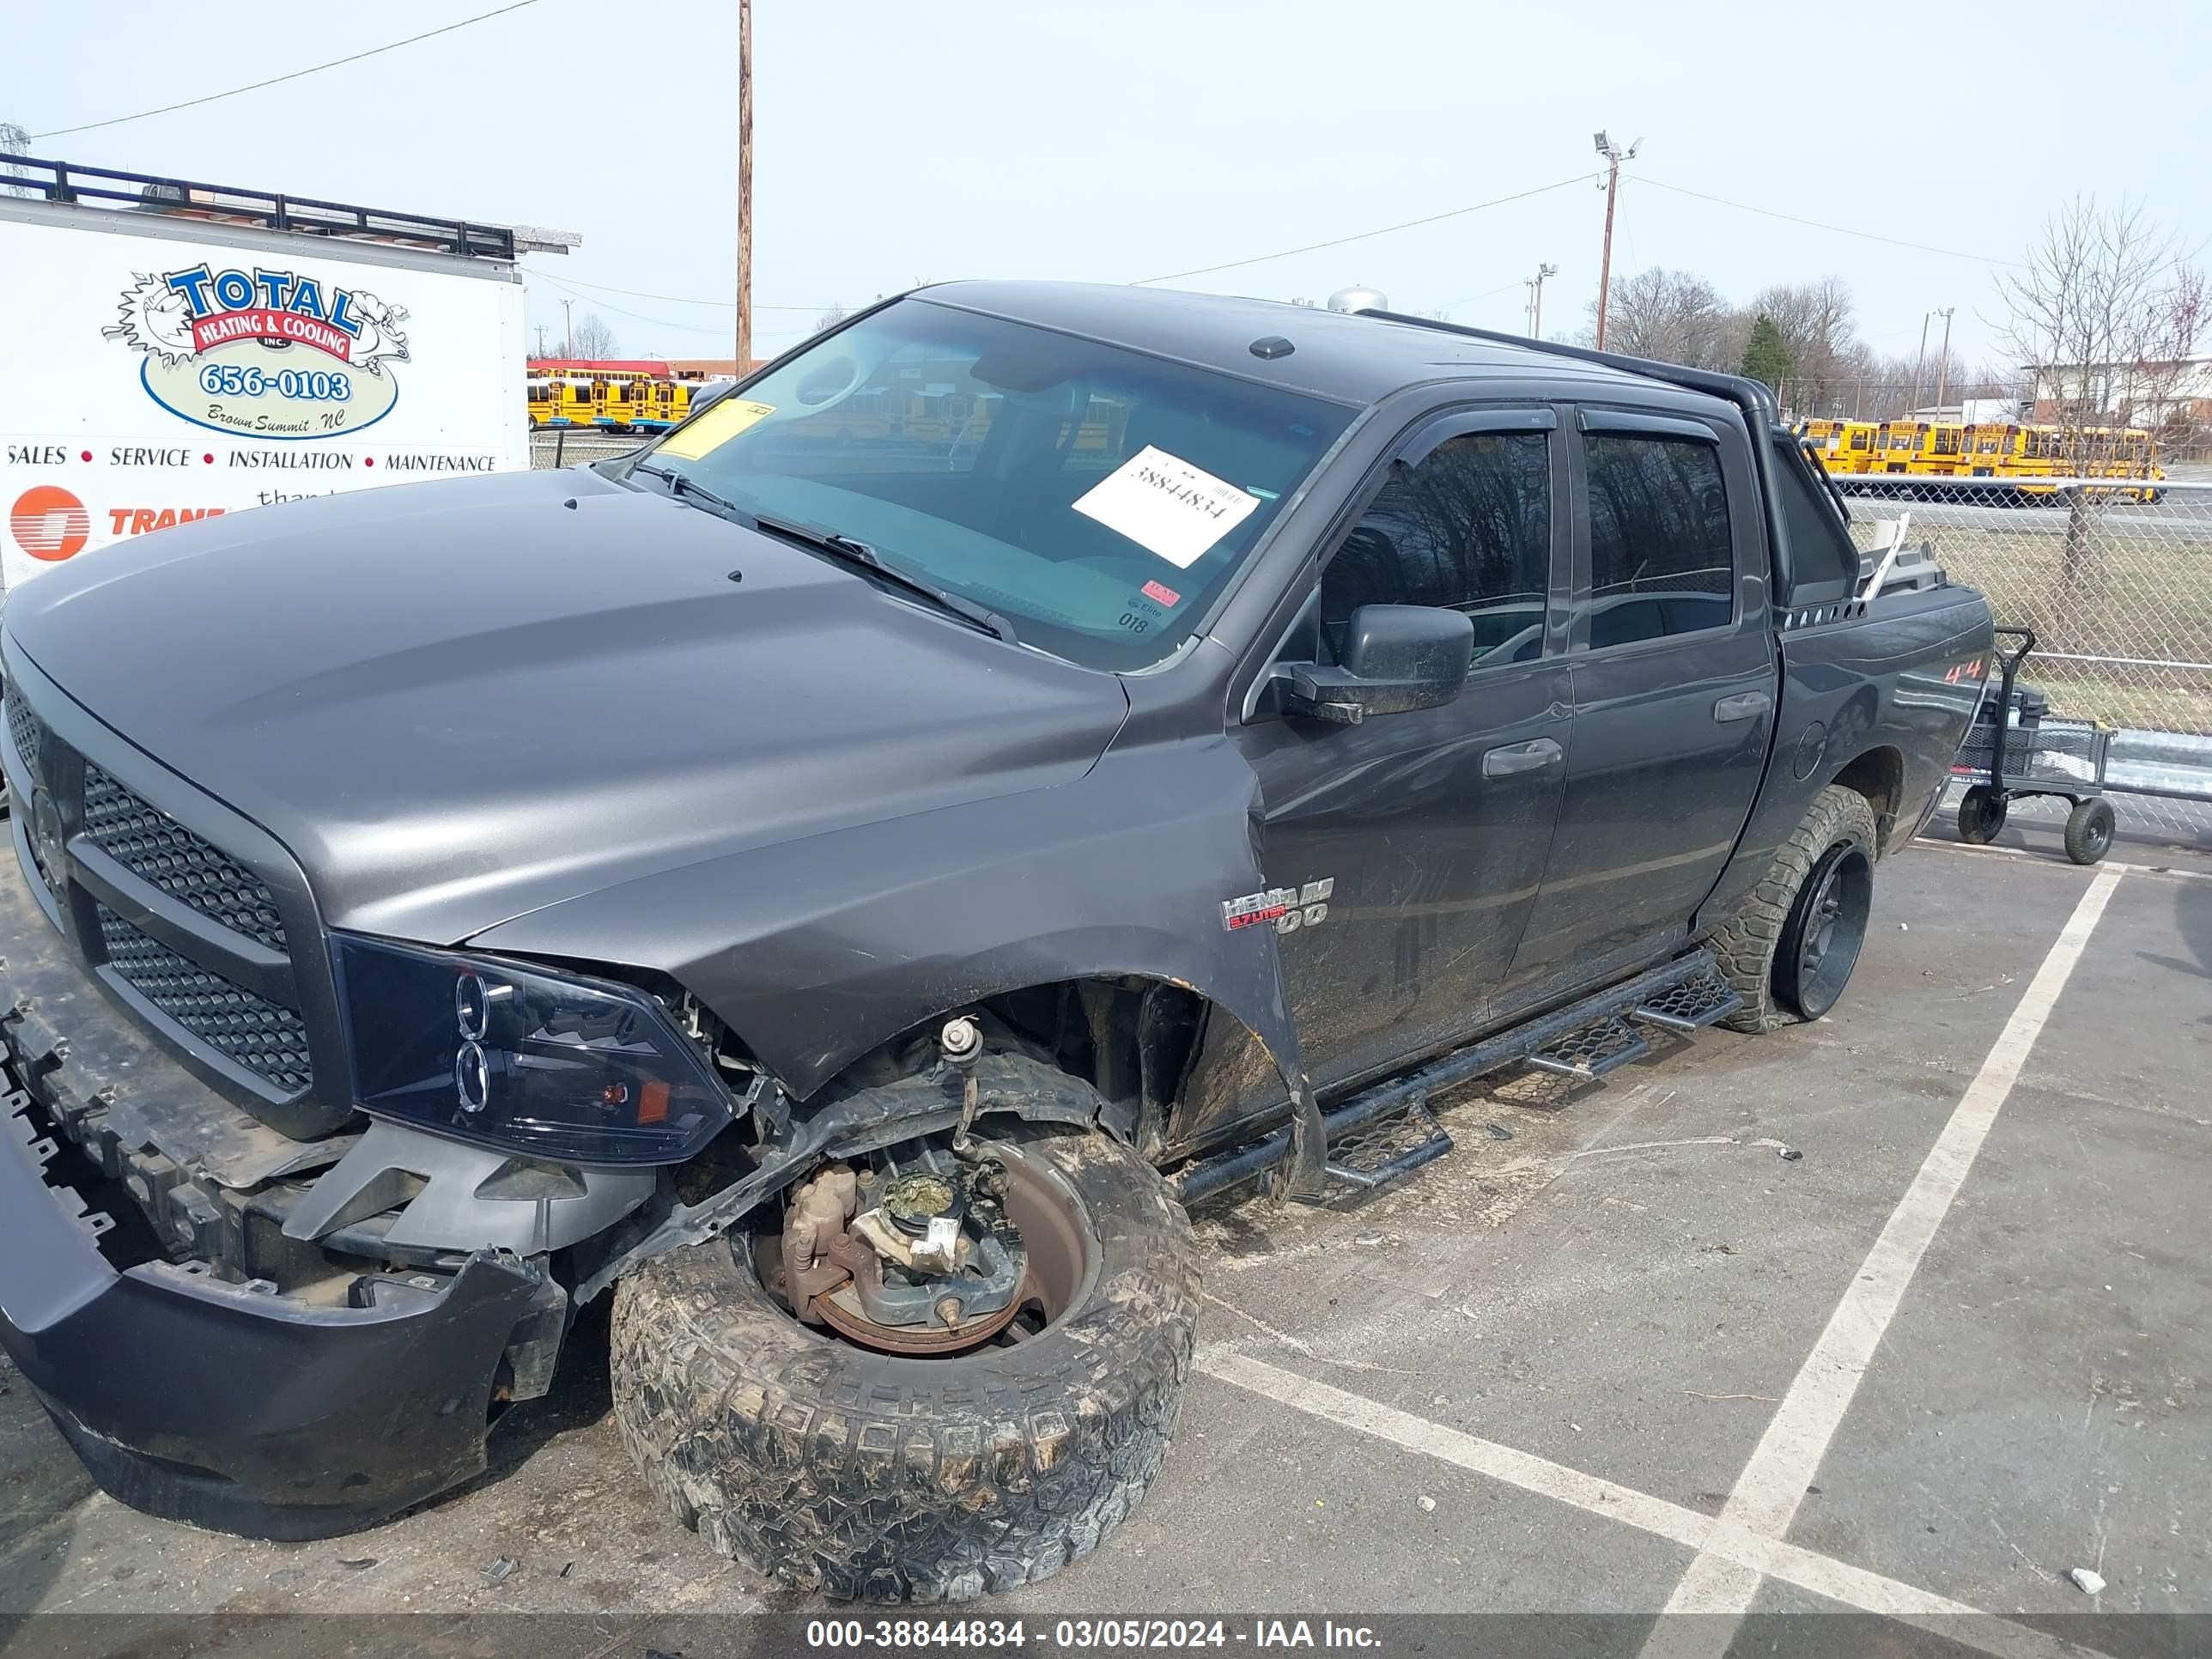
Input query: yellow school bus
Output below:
<box><xmin>527</xmin><ymin>376</ymin><xmax>595</xmax><ymax>428</ymax></box>
<box><xmin>1868</xmin><ymin>419</ymin><xmax>1923</xmax><ymax>476</ymax></box>
<box><xmin>1799</xmin><ymin>419</ymin><xmax>1877</xmax><ymax>475</ymax></box>
<box><xmin>631</xmin><ymin>381</ymin><xmax>693</xmax><ymax>433</ymax></box>
<box><xmin>1960</xmin><ymin>422</ymin><xmax>2025</xmax><ymax>477</ymax></box>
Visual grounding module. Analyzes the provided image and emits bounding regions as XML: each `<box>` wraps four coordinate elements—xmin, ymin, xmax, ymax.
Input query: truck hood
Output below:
<box><xmin>4</xmin><ymin>469</ymin><xmax>1129</xmax><ymax>943</ymax></box>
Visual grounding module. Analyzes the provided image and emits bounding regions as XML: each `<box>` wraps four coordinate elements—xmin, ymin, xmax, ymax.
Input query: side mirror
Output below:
<box><xmin>687</xmin><ymin>380</ymin><xmax>743</xmax><ymax>415</ymax></box>
<box><xmin>1281</xmin><ymin>605</ymin><xmax>1473</xmax><ymax>726</ymax></box>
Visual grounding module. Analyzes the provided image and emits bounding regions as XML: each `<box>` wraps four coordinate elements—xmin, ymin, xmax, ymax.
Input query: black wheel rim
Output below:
<box><xmin>2080</xmin><ymin>805</ymin><xmax>2112</xmax><ymax>858</ymax></box>
<box><xmin>1778</xmin><ymin>841</ymin><xmax>1873</xmax><ymax>1019</ymax></box>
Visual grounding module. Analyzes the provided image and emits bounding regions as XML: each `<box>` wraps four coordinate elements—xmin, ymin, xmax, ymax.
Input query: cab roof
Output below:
<box><xmin>913</xmin><ymin>280</ymin><xmax>1674</xmax><ymax>409</ymax></box>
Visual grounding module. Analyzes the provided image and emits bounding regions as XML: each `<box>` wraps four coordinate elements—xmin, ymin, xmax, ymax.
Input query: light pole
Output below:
<box><xmin>1591</xmin><ymin>131</ymin><xmax>1639</xmax><ymax>351</ymax></box>
<box><xmin>561</xmin><ymin>297</ymin><xmax>574</xmax><ymax>358</ymax></box>
<box><xmin>1933</xmin><ymin>307</ymin><xmax>1955</xmax><ymax>411</ymax></box>
<box><xmin>1524</xmin><ymin>261</ymin><xmax>1558</xmax><ymax>338</ymax></box>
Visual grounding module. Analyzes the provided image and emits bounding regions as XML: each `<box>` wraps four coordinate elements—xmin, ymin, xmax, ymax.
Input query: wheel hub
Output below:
<box><xmin>775</xmin><ymin>1140</ymin><xmax>1084</xmax><ymax>1360</ymax></box>
<box><xmin>816</xmin><ymin>1273</ymin><xmax>1030</xmax><ymax>1353</ymax></box>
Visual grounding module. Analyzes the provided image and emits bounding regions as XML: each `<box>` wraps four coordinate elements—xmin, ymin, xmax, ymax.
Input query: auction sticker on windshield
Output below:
<box><xmin>656</xmin><ymin>398</ymin><xmax>778</xmax><ymax>461</ymax></box>
<box><xmin>1072</xmin><ymin>445</ymin><xmax>1261</xmax><ymax>569</ymax></box>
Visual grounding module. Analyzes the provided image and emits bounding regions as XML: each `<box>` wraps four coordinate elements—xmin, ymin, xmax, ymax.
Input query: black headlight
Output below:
<box><xmin>331</xmin><ymin>934</ymin><xmax>731</xmax><ymax>1166</ymax></box>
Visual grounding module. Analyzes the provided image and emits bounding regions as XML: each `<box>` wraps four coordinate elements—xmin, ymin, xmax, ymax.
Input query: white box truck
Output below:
<box><xmin>2</xmin><ymin>157</ymin><xmax>568</xmax><ymax>590</ymax></box>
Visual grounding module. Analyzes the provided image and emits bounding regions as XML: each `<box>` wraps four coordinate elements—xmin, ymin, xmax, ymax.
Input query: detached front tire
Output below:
<box><xmin>1711</xmin><ymin>783</ymin><xmax>1879</xmax><ymax>1033</ymax></box>
<box><xmin>611</xmin><ymin>1124</ymin><xmax>1199</xmax><ymax>1602</ymax></box>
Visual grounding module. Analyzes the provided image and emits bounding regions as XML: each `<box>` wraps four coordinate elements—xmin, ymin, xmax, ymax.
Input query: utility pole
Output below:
<box><xmin>1523</xmin><ymin>261</ymin><xmax>1557</xmax><ymax>338</ymax></box>
<box><xmin>1910</xmin><ymin>310</ymin><xmax>1934</xmax><ymax>412</ymax></box>
<box><xmin>1591</xmin><ymin>131</ymin><xmax>1638</xmax><ymax>351</ymax></box>
<box><xmin>561</xmin><ymin>298</ymin><xmax>574</xmax><ymax>358</ymax></box>
<box><xmin>735</xmin><ymin>0</ymin><xmax>753</xmax><ymax>374</ymax></box>
<box><xmin>532</xmin><ymin>323</ymin><xmax>548</xmax><ymax>358</ymax></box>
<box><xmin>1933</xmin><ymin>307</ymin><xmax>1955</xmax><ymax>411</ymax></box>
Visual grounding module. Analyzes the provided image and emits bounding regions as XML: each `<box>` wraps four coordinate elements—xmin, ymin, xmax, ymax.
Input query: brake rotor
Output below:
<box><xmin>815</xmin><ymin>1273</ymin><xmax>1031</xmax><ymax>1355</ymax></box>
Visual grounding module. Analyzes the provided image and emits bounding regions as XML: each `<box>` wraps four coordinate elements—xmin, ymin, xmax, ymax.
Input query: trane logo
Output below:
<box><xmin>106</xmin><ymin>506</ymin><xmax>227</xmax><ymax>536</ymax></box>
<box><xmin>9</xmin><ymin>486</ymin><xmax>91</xmax><ymax>561</ymax></box>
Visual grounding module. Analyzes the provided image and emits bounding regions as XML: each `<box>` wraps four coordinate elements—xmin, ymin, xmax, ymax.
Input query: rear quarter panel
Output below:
<box><xmin>1694</xmin><ymin>586</ymin><xmax>1993</xmax><ymax>935</ymax></box>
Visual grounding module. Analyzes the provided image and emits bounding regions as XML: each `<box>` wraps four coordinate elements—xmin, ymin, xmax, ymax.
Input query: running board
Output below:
<box><xmin>1525</xmin><ymin>1016</ymin><xmax>1650</xmax><ymax>1080</ymax></box>
<box><xmin>1174</xmin><ymin>949</ymin><xmax>1738</xmax><ymax>1205</ymax></box>
<box><xmin>1322</xmin><ymin>1103</ymin><xmax>1453</xmax><ymax>1192</ymax></box>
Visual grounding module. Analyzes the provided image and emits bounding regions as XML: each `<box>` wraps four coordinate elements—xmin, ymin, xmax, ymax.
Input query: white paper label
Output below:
<box><xmin>1070</xmin><ymin>445</ymin><xmax>1262</xmax><ymax>569</ymax></box>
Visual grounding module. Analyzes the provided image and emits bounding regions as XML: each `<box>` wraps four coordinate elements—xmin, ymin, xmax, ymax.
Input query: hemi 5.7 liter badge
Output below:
<box><xmin>1223</xmin><ymin>878</ymin><xmax>1334</xmax><ymax>934</ymax></box>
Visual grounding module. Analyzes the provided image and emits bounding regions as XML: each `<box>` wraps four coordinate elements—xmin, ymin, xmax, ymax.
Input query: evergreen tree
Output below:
<box><xmin>1740</xmin><ymin>313</ymin><xmax>1794</xmax><ymax>394</ymax></box>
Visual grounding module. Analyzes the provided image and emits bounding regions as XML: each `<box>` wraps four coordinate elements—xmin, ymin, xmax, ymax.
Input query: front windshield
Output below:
<box><xmin>631</xmin><ymin>299</ymin><xmax>1356</xmax><ymax>671</ymax></box>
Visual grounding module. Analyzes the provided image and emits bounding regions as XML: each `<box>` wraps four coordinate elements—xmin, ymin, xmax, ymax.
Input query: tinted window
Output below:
<box><xmin>1771</xmin><ymin>436</ymin><xmax>1859</xmax><ymax>605</ymax></box>
<box><xmin>1320</xmin><ymin>432</ymin><xmax>1550</xmax><ymax>667</ymax></box>
<box><xmin>1584</xmin><ymin>433</ymin><xmax>1733</xmax><ymax>648</ymax></box>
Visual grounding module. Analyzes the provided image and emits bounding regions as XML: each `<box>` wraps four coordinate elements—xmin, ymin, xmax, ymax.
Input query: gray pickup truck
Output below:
<box><xmin>0</xmin><ymin>283</ymin><xmax>1991</xmax><ymax>1601</ymax></box>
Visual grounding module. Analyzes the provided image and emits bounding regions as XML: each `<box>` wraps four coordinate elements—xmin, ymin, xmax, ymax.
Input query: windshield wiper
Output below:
<box><xmin>749</xmin><ymin>513</ymin><xmax>1019</xmax><ymax>645</ymax></box>
<box><xmin>630</xmin><ymin>467</ymin><xmax>1017</xmax><ymax>644</ymax></box>
<box><xmin>632</xmin><ymin>461</ymin><xmax>749</xmax><ymax>524</ymax></box>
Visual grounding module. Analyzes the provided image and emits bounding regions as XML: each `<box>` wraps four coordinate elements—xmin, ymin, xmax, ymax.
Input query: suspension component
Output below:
<box><xmin>940</xmin><ymin>1015</ymin><xmax>983</xmax><ymax>1156</ymax></box>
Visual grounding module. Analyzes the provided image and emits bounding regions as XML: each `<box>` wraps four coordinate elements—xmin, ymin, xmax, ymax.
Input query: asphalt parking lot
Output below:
<box><xmin>2</xmin><ymin>819</ymin><xmax>2206</xmax><ymax>1656</ymax></box>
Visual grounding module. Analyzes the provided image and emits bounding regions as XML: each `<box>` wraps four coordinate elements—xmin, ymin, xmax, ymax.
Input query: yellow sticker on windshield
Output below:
<box><xmin>655</xmin><ymin>398</ymin><xmax>777</xmax><ymax>461</ymax></box>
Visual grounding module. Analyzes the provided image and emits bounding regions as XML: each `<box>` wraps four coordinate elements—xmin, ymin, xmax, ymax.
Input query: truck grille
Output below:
<box><xmin>96</xmin><ymin>906</ymin><xmax>313</xmax><ymax>1093</ymax></box>
<box><xmin>4</xmin><ymin>682</ymin><xmax>40</xmax><ymax>776</ymax></box>
<box><xmin>82</xmin><ymin>764</ymin><xmax>289</xmax><ymax>952</ymax></box>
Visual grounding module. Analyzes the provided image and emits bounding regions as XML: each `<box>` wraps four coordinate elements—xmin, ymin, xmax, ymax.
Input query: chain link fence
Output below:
<box><xmin>1838</xmin><ymin>473</ymin><xmax>2212</xmax><ymax>843</ymax></box>
<box><xmin>530</xmin><ymin>430</ymin><xmax>642</xmax><ymax>470</ymax></box>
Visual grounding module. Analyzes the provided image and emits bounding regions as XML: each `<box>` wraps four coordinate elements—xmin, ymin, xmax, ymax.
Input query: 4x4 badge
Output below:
<box><xmin>1222</xmin><ymin>878</ymin><xmax>1333</xmax><ymax>934</ymax></box>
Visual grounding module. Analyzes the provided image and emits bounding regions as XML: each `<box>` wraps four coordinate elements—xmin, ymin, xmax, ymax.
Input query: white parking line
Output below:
<box><xmin>1922</xmin><ymin>838</ymin><xmax>2211</xmax><ymax>883</ymax></box>
<box><xmin>1199</xmin><ymin>1347</ymin><xmax>1712</xmax><ymax>1552</ymax></box>
<box><xmin>1643</xmin><ymin>860</ymin><xmax>2126</xmax><ymax>1656</ymax></box>
<box><xmin>1199</xmin><ymin>1349</ymin><xmax>2111</xmax><ymax>1659</ymax></box>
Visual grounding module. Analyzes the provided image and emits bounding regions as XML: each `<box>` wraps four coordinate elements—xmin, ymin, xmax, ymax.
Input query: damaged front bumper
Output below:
<box><xmin>0</xmin><ymin>858</ymin><xmax>548</xmax><ymax>1540</ymax></box>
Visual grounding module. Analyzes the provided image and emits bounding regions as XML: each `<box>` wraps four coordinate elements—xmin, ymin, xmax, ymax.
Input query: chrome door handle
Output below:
<box><xmin>1482</xmin><ymin>737</ymin><xmax>1564</xmax><ymax>778</ymax></box>
<box><xmin>1713</xmin><ymin>691</ymin><xmax>1773</xmax><ymax>723</ymax></box>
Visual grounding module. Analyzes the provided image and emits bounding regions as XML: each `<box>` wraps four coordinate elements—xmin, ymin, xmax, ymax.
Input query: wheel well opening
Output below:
<box><xmin>1829</xmin><ymin>746</ymin><xmax>1905</xmax><ymax>851</ymax></box>
<box><xmin>978</xmin><ymin>977</ymin><xmax>1209</xmax><ymax>1158</ymax></box>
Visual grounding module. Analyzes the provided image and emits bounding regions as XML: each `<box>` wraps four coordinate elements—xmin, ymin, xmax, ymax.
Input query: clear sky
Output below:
<box><xmin>9</xmin><ymin>0</ymin><xmax>2206</xmax><ymax>369</ymax></box>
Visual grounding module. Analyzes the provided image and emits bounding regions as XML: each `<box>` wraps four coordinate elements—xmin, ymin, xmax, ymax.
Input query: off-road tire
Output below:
<box><xmin>610</xmin><ymin>1123</ymin><xmax>1200</xmax><ymax>1602</ymax></box>
<box><xmin>1709</xmin><ymin>783</ymin><xmax>1879</xmax><ymax>1034</ymax></box>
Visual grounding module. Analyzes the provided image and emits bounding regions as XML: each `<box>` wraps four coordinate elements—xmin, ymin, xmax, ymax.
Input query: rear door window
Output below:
<box><xmin>1583</xmin><ymin>433</ymin><xmax>1734</xmax><ymax>647</ymax></box>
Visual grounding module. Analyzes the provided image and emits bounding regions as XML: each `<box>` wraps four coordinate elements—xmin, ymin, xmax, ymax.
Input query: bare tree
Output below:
<box><xmin>1753</xmin><ymin>278</ymin><xmax>1856</xmax><ymax>413</ymax></box>
<box><xmin>814</xmin><ymin>303</ymin><xmax>849</xmax><ymax>335</ymax></box>
<box><xmin>1999</xmin><ymin>197</ymin><xmax>2203</xmax><ymax>462</ymax></box>
<box><xmin>571</xmin><ymin>313</ymin><xmax>620</xmax><ymax>360</ymax></box>
<box><xmin>1996</xmin><ymin>197</ymin><xmax>2203</xmax><ymax>619</ymax></box>
<box><xmin>1</xmin><ymin>119</ymin><xmax>32</xmax><ymax>198</ymax></box>
<box><xmin>1578</xmin><ymin>268</ymin><xmax>1734</xmax><ymax>368</ymax></box>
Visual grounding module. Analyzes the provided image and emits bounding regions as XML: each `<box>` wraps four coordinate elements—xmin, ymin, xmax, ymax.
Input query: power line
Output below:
<box><xmin>1131</xmin><ymin>173</ymin><xmax>1601</xmax><ymax>287</ymax></box>
<box><xmin>1631</xmin><ymin>175</ymin><xmax>2021</xmax><ymax>268</ymax></box>
<box><xmin>526</xmin><ymin>270</ymin><xmax>830</xmax><ymax>312</ymax></box>
<box><xmin>529</xmin><ymin>274</ymin><xmax>742</xmax><ymax>337</ymax></box>
<box><xmin>530</xmin><ymin>271</ymin><xmax>811</xmax><ymax>342</ymax></box>
<box><xmin>1439</xmin><ymin>280</ymin><xmax>1523</xmax><ymax>311</ymax></box>
<box><xmin>31</xmin><ymin>1</ymin><xmax>544</xmax><ymax>139</ymax></box>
